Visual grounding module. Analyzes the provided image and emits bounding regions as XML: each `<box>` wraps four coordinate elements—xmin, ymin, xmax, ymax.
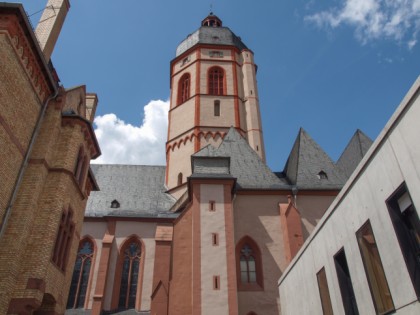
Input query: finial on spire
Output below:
<box><xmin>210</xmin><ymin>3</ymin><xmax>213</xmax><ymax>15</ymax></box>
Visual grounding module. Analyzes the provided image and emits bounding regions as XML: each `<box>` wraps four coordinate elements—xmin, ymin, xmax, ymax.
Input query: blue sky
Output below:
<box><xmin>15</xmin><ymin>0</ymin><xmax>420</xmax><ymax>170</ymax></box>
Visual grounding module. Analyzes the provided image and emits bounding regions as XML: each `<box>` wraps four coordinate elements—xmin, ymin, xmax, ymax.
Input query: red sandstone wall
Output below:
<box><xmin>168</xmin><ymin>207</ymin><xmax>193</xmax><ymax>315</ymax></box>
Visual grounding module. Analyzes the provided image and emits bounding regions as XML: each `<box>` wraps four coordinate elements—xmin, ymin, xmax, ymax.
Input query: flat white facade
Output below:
<box><xmin>278</xmin><ymin>77</ymin><xmax>420</xmax><ymax>315</ymax></box>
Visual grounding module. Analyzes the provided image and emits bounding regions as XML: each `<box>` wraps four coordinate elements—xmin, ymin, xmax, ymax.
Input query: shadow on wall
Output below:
<box><xmin>297</xmin><ymin>195</ymin><xmax>336</xmax><ymax>240</ymax></box>
<box><xmin>234</xmin><ymin>194</ymin><xmax>288</xmax><ymax>315</ymax></box>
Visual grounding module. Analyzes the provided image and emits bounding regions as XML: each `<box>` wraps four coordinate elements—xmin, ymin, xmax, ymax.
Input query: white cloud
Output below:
<box><xmin>92</xmin><ymin>99</ymin><xmax>169</xmax><ymax>165</ymax></box>
<box><xmin>305</xmin><ymin>0</ymin><xmax>420</xmax><ymax>47</ymax></box>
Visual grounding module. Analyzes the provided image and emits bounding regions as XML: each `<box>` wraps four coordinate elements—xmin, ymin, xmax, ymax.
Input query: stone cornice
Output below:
<box><xmin>0</xmin><ymin>6</ymin><xmax>58</xmax><ymax>102</ymax></box>
<box><xmin>61</xmin><ymin>114</ymin><xmax>101</xmax><ymax>159</ymax></box>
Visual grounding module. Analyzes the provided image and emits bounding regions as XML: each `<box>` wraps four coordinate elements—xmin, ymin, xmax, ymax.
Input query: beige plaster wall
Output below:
<box><xmin>201</xmin><ymin>48</ymin><xmax>232</xmax><ymax>61</ymax></box>
<box><xmin>234</xmin><ymin>194</ymin><xmax>289</xmax><ymax>315</ymax></box>
<box><xmin>200</xmin><ymin>184</ymin><xmax>229</xmax><ymax>315</ymax></box>
<box><xmin>199</xmin><ymin>96</ymin><xmax>236</xmax><ymax>127</ymax></box>
<box><xmin>168</xmin><ymin>98</ymin><xmax>195</xmax><ymax>139</ymax></box>
<box><xmin>295</xmin><ymin>194</ymin><xmax>337</xmax><ymax>240</ymax></box>
<box><xmin>172</xmin><ymin>52</ymin><xmax>198</xmax><ymax>75</ymax></box>
<box><xmin>84</xmin><ymin>221</ymin><xmax>157</xmax><ymax>311</ymax></box>
<box><xmin>167</xmin><ymin>139</ymin><xmax>195</xmax><ymax>189</ymax></box>
<box><xmin>200</xmin><ymin>133</ymin><xmax>223</xmax><ymax>149</ymax></box>
<box><xmin>114</xmin><ymin>221</ymin><xmax>157</xmax><ymax>311</ymax></box>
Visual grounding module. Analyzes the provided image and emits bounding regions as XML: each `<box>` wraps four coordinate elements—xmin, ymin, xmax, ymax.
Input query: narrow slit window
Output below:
<box><xmin>213</xmin><ymin>275</ymin><xmax>220</xmax><ymax>290</ymax></box>
<box><xmin>356</xmin><ymin>220</ymin><xmax>394</xmax><ymax>314</ymax></box>
<box><xmin>334</xmin><ymin>248</ymin><xmax>359</xmax><ymax>315</ymax></box>
<box><xmin>209</xmin><ymin>201</ymin><xmax>216</xmax><ymax>212</ymax></box>
<box><xmin>317</xmin><ymin>267</ymin><xmax>333</xmax><ymax>315</ymax></box>
<box><xmin>177</xmin><ymin>173</ymin><xmax>183</xmax><ymax>186</ymax></box>
<box><xmin>212</xmin><ymin>233</ymin><xmax>219</xmax><ymax>246</ymax></box>
<box><xmin>214</xmin><ymin>100</ymin><xmax>220</xmax><ymax>116</ymax></box>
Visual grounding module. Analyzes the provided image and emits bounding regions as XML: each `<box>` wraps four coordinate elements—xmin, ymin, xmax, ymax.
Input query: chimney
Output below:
<box><xmin>35</xmin><ymin>0</ymin><xmax>71</xmax><ymax>62</ymax></box>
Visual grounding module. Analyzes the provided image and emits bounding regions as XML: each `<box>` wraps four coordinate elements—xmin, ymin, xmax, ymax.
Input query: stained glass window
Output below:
<box><xmin>118</xmin><ymin>241</ymin><xmax>142</xmax><ymax>309</ymax></box>
<box><xmin>240</xmin><ymin>244</ymin><xmax>257</xmax><ymax>283</ymax></box>
<box><xmin>67</xmin><ymin>239</ymin><xmax>94</xmax><ymax>309</ymax></box>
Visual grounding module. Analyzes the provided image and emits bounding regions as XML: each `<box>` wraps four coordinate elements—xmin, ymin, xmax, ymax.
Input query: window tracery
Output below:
<box><xmin>67</xmin><ymin>239</ymin><xmax>94</xmax><ymax>309</ymax></box>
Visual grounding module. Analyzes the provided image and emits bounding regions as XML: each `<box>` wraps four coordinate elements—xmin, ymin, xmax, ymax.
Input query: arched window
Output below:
<box><xmin>236</xmin><ymin>236</ymin><xmax>263</xmax><ymax>290</ymax></box>
<box><xmin>67</xmin><ymin>238</ymin><xmax>94</xmax><ymax>309</ymax></box>
<box><xmin>52</xmin><ymin>207</ymin><xmax>74</xmax><ymax>270</ymax></box>
<box><xmin>240</xmin><ymin>244</ymin><xmax>257</xmax><ymax>283</ymax></box>
<box><xmin>118</xmin><ymin>240</ymin><xmax>142</xmax><ymax>309</ymax></box>
<box><xmin>177</xmin><ymin>73</ymin><xmax>190</xmax><ymax>105</ymax></box>
<box><xmin>208</xmin><ymin>67</ymin><xmax>224</xmax><ymax>95</ymax></box>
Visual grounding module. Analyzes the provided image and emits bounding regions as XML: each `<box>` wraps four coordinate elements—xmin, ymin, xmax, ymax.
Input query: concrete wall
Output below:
<box><xmin>278</xmin><ymin>77</ymin><xmax>420</xmax><ymax>315</ymax></box>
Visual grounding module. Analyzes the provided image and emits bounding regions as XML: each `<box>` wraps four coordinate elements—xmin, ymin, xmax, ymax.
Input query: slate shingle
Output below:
<box><xmin>283</xmin><ymin>128</ymin><xmax>347</xmax><ymax>190</ymax></box>
<box><xmin>86</xmin><ymin>164</ymin><xmax>176</xmax><ymax>218</ymax></box>
<box><xmin>193</xmin><ymin>127</ymin><xmax>290</xmax><ymax>189</ymax></box>
<box><xmin>336</xmin><ymin>129</ymin><xmax>373</xmax><ymax>178</ymax></box>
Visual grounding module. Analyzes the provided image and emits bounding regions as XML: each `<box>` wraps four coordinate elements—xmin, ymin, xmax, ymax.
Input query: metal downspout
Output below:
<box><xmin>0</xmin><ymin>89</ymin><xmax>59</xmax><ymax>239</ymax></box>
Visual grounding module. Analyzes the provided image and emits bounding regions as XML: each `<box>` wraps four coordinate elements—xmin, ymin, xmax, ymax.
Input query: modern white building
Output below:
<box><xmin>278</xmin><ymin>76</ymin><xmax>420</xmax><ymax>315</ymax></box>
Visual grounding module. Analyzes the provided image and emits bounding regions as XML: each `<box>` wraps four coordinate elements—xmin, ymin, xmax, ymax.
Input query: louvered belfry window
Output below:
<box><xmin>177</xmin><ymin>73</ymin><xmax>190</xmax><ymax>105</ymax></box>
<box><xmin>208</xmin><ymin>67</ymin><xmax>224</xmax><ymax>95</ymax></box>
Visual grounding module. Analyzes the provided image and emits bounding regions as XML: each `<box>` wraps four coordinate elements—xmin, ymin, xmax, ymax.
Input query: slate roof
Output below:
<box><xmin>85</xmin><ymin>164</ymin><xmax>176</xmax><ymax>218</ymax></box>
<box><xmin>176</xmin><ymin>26</ymin><xmax>248</xmax><ymax>57</ymax></box>
<box><xmin>336</xmin><ymin>129</ymin><xmax>373</xmax><ymax>178</ymax></box>
<box><xmin>283</xmin><ymin>128</ymin><xmax>347</xmax><ymax>190</ymax></box>
<box><xmin>193</xmin><ymin>127</ymin><xmax>290</xmax><ymax>189</ymax></box>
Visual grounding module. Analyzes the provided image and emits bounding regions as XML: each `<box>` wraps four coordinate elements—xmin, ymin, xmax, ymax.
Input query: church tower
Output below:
<box><xmin>166</xmin><ymin>13</ymin><xmax>265</xmax><ymax>193</ymax></box>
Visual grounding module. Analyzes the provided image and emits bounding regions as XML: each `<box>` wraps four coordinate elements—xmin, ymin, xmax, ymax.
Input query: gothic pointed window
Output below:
<box><xmin>52</xmin><ymin>207</ymin><xmax>74</xmax><ymax>271</ymax></box>
<box><xmin>236</xmin><ymin>236</ymin><xmax>263</xmax><ymax>290</ymax></box>
<box><xmin>208</xmin><ymin>66</ymin><xmax>224</xmax><ymax>95</ymax></box>
<box><xmin>177</xmin><ymin>73</ymin><xmax>190</xmax><ymax>105</ymax></box>
<box><xmin>67</xmin><ymin>239</ymin><xmax>94</xmax><ymax>309</ymax></box>
<box><xmin>240</xmin><ymin>244</ymin><xmax>257</xmax><ymax>283</ymax></box>
<box><xmin>118</xmin><ymin>239</ymin><xmax>142</xmax><ymax>309</ymax></box>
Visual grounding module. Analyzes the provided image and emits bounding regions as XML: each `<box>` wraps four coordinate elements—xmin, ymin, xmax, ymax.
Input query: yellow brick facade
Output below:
<box><xmin>0</xmin><ymin>5</ymin><xmax>100</xmax><ymax>315</ymax></box>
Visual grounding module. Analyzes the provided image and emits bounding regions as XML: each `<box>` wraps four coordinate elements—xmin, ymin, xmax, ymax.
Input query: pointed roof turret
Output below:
<box><xmin>283</xmin><ymin>128</ymin><xmax>346</xmax><ymax>190</ymax></box>
<box><xmin>336</xmin><ymin>129</ymin><xmax>373</xmax><ymax>178</ymax></box>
